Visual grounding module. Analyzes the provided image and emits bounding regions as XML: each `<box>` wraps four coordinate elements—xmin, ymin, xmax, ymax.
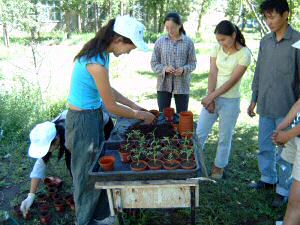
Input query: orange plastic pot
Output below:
<box><xmin>179</xmin><ymin>111</ymin><xmax>194</xmax><ymax>138</ymax></box>
<box><xmin>163</xmin><ymin>107</ymin><xmax>175</xmax><ymax>122</ymax></box>
<box><xmin>99</xmin><ymin>156</ymin><xmax>115</xmax><ymax>171</ymax></box>
<box><xmin>163</xmin><ymin>159</ymin><xmax>180</xmax><ymax>170</ymax></box>
<box><xmin>118</xmin><ymin>150</ymin><xmax>131</xmax><ymax>163</ymax></box>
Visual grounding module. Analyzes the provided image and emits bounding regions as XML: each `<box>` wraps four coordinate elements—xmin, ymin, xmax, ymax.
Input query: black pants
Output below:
<box><xmin>157</xmin><ymin>91</ymin><xmax>189</xmax><ymax>113</ymax></box>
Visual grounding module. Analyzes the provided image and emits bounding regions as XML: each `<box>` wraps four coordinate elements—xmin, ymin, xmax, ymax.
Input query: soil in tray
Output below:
<box><xmin>126</xmin><ymin>123</ymin><xmax>175</xmax><ymax>139</ymax></box>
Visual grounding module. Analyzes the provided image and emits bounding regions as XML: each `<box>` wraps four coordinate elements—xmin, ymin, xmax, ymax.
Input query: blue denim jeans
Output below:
<box><xmin>258</xmin><ymin>116</ymin><xmax>293</xmax><ymax>197</ymax></box>
<box><xmin>196</xmin><ymin>97</ymin><xmax>240</xmax><ymax>168</ymax></box>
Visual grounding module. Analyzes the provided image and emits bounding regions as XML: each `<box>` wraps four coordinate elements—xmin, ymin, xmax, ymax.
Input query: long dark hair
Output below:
<box><xmin>42</xmin><ymin>124</ymin><xmax>71</xmax><ymax>175</ymax></box>
<box><xmin>74</xmin><ymin>19</ymin><xmax>133</xmax><ymax>62</ymax></box>
<box><xmin>164</xmin><ymin>12</ymin><xmax>186</xmax><ymax>35</ymax></box>
<box><xmin>214</xmin><ymin>20</ymin><xmax>246</xmax><ymax>47</ymax></box>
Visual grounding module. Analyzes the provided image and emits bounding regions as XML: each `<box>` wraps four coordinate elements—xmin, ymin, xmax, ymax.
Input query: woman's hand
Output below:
<box><xmin>165</xmin><ymin>66</ymin><xmax>175</xmax><ymax>75</ymax></box>
<box><xmin>206</xmin><ymin>101</ymin><xmax>215</xmax><ymax>113</ymax></box>
<box><xmin>201</xmin><ymin>94</ymin><xmax>215</xmax><ymax>108</ymax></box>
<box><xmin>135</xmin><ymin>111</ymin><xmax>156</xmax><ymax>124</ymax></box>
<box><xmin>173</xmin><ymin>67</ymin><xmax>184</xmax><ymax>76</ymax></box>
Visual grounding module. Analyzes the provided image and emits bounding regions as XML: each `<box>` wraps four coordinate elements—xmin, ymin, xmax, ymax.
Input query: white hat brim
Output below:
<box><xmin>132</xmin><ymin>39</ymin><xmax>148</xmax><ymax>52</ymax></box>
<box><xmin>28</xmin><ymin>142</ymin><xmax>51</xmax><ymax>158</ymax></box>
<box><xmin>292</xmin><ymin>40</ymin><xmax>300</xmax><ymax>49</ymax></box>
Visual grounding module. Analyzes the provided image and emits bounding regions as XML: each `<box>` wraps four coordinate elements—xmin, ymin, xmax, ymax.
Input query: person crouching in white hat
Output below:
<box><xmin>20</xmin><ymin>110</ymin><xmax>114</xmax><ymax>219</ymax></box>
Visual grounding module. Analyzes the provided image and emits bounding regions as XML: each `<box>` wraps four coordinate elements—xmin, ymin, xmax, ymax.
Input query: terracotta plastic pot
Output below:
<box><xmin>48</xmin><ymin>187</ymin><xmax>57</xmax><ymax>198</ymax></box>
<box><xmin>179</xmin><ymin>112</ymin><xmax>194</xmax><ymax>137</ymax></box>
<box><xmin>180</xmin><ymin>159</ymin><xmax>196</xmax><ymax>170</ymax></box>
<box><xmin>118</xmin><ymin>150</ymin><xmax>131</xmax><ymax>163</ymax></box>
<box><xmin>130</xmin><ymin>160</ymin><xmax>147</xmax><ymax>172</ymax></box>
<box><xmin>37</xmin><ymin>193</ymin><xmax>48</xmax><ymax>203</ymax></box>
<box><xmin>53</xmin><ymin>177</ymin><xmax>63</xmax><ymax>189</ymax></box>
<box><xmin>54</xmin><ymin>200</ymin><xmax>65</xmax><ymax>212</ymax></box>
<box><xmin>163</xmin><ymin>107</ymin><xmax>175</xmax><ymax>122</ymax></box>
<box><xmin>163</xmin><ymin>159</ymin><xmax>180</xmax><ymax>170</ymax></box>
<box><xmin>52</xmin><ymin>193</ymin><xmax>62</xmax><ymax>201</ymax></box>
<box><xmin>43</xmin><ymin>177</ymin><xmax>54</xmax><ymax>186</ymax></box>
<box><xmin>149</xmin><ymin>109</ymin><xmax>160</xmax><ymax>118</ymax></box>
<box><xmin>39</xmin><ymin>202</ymin><xmax>49</xmax><ymax>212</ymax></box>
<box><xmin>147</xmin><ymin>159</ymin><xmax>163</xmax><ymax>170</ymax></box>
<box><xmin>40</xmin><ymin>211</ymin><xmax>51</xmax><ymax>225</ymax></box>
<box><xmin>99</xmin><ymin>155</ymin><xmax>115</xmax><ymax>171</ymax></box>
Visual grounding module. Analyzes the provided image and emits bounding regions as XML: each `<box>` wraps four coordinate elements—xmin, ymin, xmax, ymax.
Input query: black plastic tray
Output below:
<box><xmin>88</xmin><ymin>141</ymin><xmax>202</xmax><ymax>181</ymax></box>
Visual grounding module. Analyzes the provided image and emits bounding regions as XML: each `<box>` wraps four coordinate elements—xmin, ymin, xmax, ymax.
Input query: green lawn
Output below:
<box><xmin>0</xmin><ymin>32</ymin><xmax>286</xmax><ymax>225</ymax></box>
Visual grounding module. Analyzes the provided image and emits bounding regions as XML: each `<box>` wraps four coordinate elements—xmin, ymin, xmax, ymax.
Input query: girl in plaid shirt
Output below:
<box><xmin>151</xmin><ymin>12</ymin><xmax>197</xmax><ymax>113</ymax></box>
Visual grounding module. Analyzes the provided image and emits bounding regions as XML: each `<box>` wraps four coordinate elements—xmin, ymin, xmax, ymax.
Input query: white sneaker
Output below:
<box><xmin>93</xmin><ymin>216</ymin><xmax>116</xmax><ymax>225</ymax></box>
<box><xmin>276</xmin><ymin>221</ymin><xmax>283</xmax><ymax>225</ymax></box>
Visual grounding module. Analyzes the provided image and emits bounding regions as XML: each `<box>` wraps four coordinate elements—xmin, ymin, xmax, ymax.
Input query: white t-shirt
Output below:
<box><xmin>30</xmin><ymin>158</ymin><xmax>46</xmax><ymax>179</ymax></box>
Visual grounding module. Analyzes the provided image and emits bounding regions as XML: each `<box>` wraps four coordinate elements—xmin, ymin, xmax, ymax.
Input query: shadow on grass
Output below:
<box><xmin>143</xmin><ymin>92</ymin><xmax>157</xmax><ymax>100</ymax></box>
<box><xmin>137</xmin><ymin>71</ymin><xmax>157</xmax><ymax>79</ymax></box>
<box><xmin>190</xmin><ymin>72</ymin><xmax>208</xmax><ymax>101</ymax></box>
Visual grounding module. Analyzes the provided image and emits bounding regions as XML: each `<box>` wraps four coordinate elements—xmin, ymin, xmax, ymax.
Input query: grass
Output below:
<box><xmin>0</xmin><ymin>30</ymin><xmax>287</xmax><ymax>224</ymax></box>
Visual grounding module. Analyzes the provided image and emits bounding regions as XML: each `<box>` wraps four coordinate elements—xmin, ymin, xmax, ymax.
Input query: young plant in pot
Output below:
<box><xmin>147</xmin><ymin>140</ymin><xmax>163</xmax><ymax>170</ymax></box>
<box><xmin>136</xmin><ymin>134</ymin><xmax>148</xmax><ymax>161</ymax></box>
<box><xmin>163</xmin><ymin>147</ymin><xmax>180</xmax><ymax>170</ymax></box>
<box><xmin>130</xmin><ymin>146</ymin><xmax>147</xmax><ymax>172</ymax></box>
<box><xmin>180</xmin><ymin>144</ymin><xmax>196</xmax><ymax>170</ymax></box>
<box><xmin>118</xmin><ymin>142</ymin><xmax>132</xmax><ymax>163</ymax></box>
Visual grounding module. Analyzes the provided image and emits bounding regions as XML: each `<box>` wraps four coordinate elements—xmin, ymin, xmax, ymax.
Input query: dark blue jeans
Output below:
<box><xmin>157</xmin><ymin>91</ymin><xmax>189</xmax><ymax>113</ymax></box>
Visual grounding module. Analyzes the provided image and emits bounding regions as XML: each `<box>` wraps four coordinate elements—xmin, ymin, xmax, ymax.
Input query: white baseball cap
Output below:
<box><xmin>28</xmin><ymin>121</ymin><xmax>57</xmax><ymax>158</ymax></box>
<box><xmin>114</xmin><ymin>15</ymin><xmax>148</xmax><ymax>52</ymax></box>
<box><xmin>292</xmin><ymin>40</ymin><xmax>300</xmax><ymax>49</ymax></box>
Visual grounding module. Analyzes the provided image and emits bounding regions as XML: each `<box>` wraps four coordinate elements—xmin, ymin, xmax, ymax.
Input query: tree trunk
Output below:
<box><xmin>197</xmin><ymin>1</ymin><xmax>205</xmax><ymax>32</ymax></box>
<box><xmin>78</xmin><ymin>13</ymin><xmax>82</xmax><ymax>33</ymax></box>
<box><xmin>3</xmin><ymin>23</ymin><xmax>9</xmax><ymax>47</ymax></box>
<box><xmin>65</xmin><ymin>11</ymin><xmax>72</xmax><ymax>39</ymax></box>
<box><xmin>158</xmin><ymin>1</ymin><xmax>165</xmax><ymax>32</ymax></box>
<box><xmin>244</xmin><ymin>0</ymin><xmax>269</xmax><ymax>35</ymax></box>
<box><xmin>94</xmin><ymin>4</ymin><xmax>98</xmax><ymax>32</ymax></box>
<box><xmin>153</xmin><ymin>4</ymin><xmax>158</xmax><ymax>33</ymax></box>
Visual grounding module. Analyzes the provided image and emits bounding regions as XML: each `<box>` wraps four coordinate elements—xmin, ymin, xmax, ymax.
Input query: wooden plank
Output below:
<box><xmin>109</xmin><ymin>186</ymin><xmax>199</xmax><ymax>208</ymax></box>
<box><xmin>95</xmin><ymin>179</ymin><xmax>199</xmax><ymax>189</ymax></box>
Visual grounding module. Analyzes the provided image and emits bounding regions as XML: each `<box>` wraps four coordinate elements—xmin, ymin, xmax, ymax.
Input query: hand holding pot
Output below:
<box><xmin>136</xmin><ymin>111</ymin><xmax>156</xmax><ymax>124</ymax></box>
<box><xmin>20</xmin><ymin>193</ymin><xmax>35</xmax><ymax>218</ymax></box>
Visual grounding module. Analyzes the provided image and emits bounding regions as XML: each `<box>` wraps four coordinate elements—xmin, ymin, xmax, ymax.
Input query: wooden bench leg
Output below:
<box><xmin>190</xmin><ymin>186</ymin><xmax>196</xmax><ymax>225</ymax></box>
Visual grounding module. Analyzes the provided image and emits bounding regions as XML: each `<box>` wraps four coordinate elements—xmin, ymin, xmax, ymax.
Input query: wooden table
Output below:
<box><xmin>95</xmin><ymin>177</ymin><xmax>215</xmax><ymax>225</ymax></box>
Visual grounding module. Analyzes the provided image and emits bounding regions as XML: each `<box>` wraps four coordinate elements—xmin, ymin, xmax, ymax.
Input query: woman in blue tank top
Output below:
<box><xmin>66</xmin><ymin>15</ymin><xmax>155</xmax><ymax>225</ymax></box>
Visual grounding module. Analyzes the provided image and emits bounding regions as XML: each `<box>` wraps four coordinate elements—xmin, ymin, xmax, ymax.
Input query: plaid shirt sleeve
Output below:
<box><xmin>182</xmin><ymin>39</ymin><xmax>197</xmax><ymax>76</ymax></box>
<box><xmin>151</xmin><ymin>38</ymin><xmax>167</xmax><ymax>80</ymax></box>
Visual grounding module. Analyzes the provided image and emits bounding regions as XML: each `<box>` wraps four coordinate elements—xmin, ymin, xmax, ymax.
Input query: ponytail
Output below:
<box><xmin>214</xmin><ymin>20</ymin><xmax>246</xmax><ymax>47</ymax></box>
<box><xmin>74</xmin><ymin>18</ymin><xmax>133</xmax><ymax>62</ymax></box>
<box><xmin>234</xmin><ymin>25</ymin><xmax>246</xmax><ymax>47</ymax></box>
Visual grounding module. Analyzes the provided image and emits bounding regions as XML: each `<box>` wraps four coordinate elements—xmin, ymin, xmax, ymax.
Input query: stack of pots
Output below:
<box><xmin>163</xmin><ymin>107</ymin><xmax>175</xmax><ymax>122</ymax></box>
<box><xmin>178</xmin><ymin>111</ymin><xmax>194</xmax><ymax>138</ymax></box>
